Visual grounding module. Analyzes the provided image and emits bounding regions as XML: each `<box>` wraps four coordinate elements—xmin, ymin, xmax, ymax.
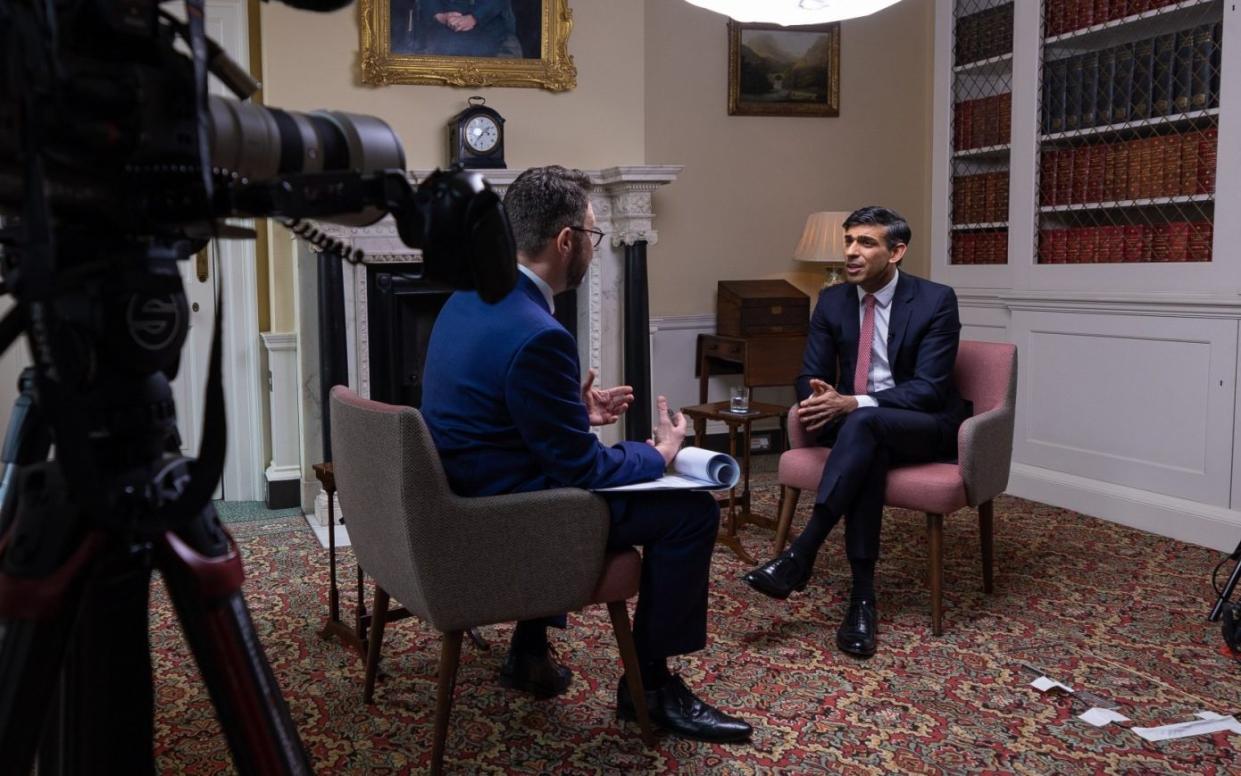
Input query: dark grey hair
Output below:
<box><xmin>843</xmin><ymin>206</ymin><xmax>912</xmax><ymax>252</ymax></box>
<box><xmin>503</xmin><ymin>165</ymin><xmax>593</xmax><ymax>256</ymax></box>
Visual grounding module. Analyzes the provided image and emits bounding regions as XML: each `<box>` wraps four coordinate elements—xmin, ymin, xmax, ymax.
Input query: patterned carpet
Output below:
<box><xmin>150</xmin><ymin>474</ymin><xmax>1241</xmax><ymax>774</ymax></box>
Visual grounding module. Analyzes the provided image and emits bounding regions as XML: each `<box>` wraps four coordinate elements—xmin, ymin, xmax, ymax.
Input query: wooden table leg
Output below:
<box><xmin>714</xmin><ymin>419</ymin><xmax>756</xmax><ymax>565</ymax></box>
<box><xmin>318</xmin><ymin>482</ymin><xmax>367</xmax><ymax>660</ymax></box>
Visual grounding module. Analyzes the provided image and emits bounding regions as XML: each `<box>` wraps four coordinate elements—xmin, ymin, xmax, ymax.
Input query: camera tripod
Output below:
<box><xmin>1209</xmin><ymin>535</ymin><xmax>1241</xmax><ymax>622</ymax></box>
<box><xmin>0</xmin><ymin>245</ymin><xmax>310</xmax><ymax>774</ymax></box>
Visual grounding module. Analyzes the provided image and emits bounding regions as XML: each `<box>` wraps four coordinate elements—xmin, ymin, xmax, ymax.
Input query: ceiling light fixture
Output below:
<box><xmin>682</xmin><ymin>0</ymin><xmax>904</xmax><ymax>26</ymax></box>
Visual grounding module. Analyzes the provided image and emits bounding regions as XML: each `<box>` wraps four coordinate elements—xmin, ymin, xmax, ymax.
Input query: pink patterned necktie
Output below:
<box><xmin>854</xmin><ymin>294</ymin><xmax>877</xmax><ymax>395</ymax></box>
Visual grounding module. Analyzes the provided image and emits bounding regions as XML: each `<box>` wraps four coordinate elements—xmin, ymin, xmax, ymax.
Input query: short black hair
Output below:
<box><xmin>503</xmin><ymin>165</ymin><xmax>593</xmax><ymax>256</ymax></box>
<box><xmin>843</xmin><ymin>206</ymin><xmax>912</xmax><ymax>252</ymax></box>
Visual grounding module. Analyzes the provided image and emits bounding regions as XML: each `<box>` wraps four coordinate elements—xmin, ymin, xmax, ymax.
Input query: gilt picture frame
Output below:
<box><xmin>360</xmin><ymin>0</ymin><xmax>577</xmax><ymax>91</ymax></box>
<box><xmin>728</xmin><ymin>20</ymin><xmax>840</xmax><ymax>117</ymax></box>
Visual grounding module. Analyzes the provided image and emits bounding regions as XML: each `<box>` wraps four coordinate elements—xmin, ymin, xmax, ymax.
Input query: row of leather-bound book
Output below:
<box><xmin>1039</xmin><ymin>128</ymin><xmax>1216</xmax><ymax>206</ymax></box>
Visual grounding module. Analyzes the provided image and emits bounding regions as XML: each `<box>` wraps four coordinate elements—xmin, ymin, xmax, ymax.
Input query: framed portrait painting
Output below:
<box><xmin>360</xmin><ymin>0</ymin><xmax>577</xmax><ymax>91</ymax></box>
<box><xmin>728</xmin><ymin>20</ymin><xmax>840</xmax><ymax>117</ymax></box>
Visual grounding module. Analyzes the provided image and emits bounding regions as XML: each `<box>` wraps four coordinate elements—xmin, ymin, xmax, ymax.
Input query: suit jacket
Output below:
<box><xmin>421</xmin><ymin>274</ymin><xmax>665</xmax><ymax>497</ymax></box>
<box><xmin>797</xmin><ymin>272</ymin><xmax>971</xmax><ymax>432</ymax></box>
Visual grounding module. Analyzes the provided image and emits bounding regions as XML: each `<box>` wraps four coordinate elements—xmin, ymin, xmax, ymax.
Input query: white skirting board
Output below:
<box><xmin>1008</xmin><ymin>463</ymin><xmax>1241</xmax><ymax>554</ymax></box>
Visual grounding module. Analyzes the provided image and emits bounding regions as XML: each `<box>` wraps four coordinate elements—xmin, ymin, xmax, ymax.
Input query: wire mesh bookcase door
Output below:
<box><xmin>950</xmin><ymin>0</ymin><xmax>1014</xmax><ymax>266</ymax></box>
<box><xmin>1037</xmin><ymin>0</ymin><xmax>1222</xmax><ymax>265</ymax></box>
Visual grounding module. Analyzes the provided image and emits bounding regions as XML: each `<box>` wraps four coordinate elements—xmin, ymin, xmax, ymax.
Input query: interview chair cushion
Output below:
<box><xmin>778</xmin><ymin>448</ymin><xmax>968</xmax><ymax>516</ymax></box>
<box><xmin>591</xmin><ymin>549</ymin><xmax>641</xmax><ymax>604</ymax></box>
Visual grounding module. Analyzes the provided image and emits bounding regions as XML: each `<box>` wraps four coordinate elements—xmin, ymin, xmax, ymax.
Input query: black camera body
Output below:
<box><xmin>1224</xmin><ymin>603</ymin><xmax>1241</xmax><ymax>654</ymax></box>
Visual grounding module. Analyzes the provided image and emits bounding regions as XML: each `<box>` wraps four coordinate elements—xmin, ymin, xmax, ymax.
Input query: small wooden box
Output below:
<box><xmin>716</xmin><ymin>280</ymin><xmax>809</xmax><ymax>337</ymax></box>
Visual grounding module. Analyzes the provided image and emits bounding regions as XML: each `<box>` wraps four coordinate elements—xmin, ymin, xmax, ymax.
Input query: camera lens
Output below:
<box><xmin>207</xmin><ymin>96</ymin><xmax>404</xmax><ymax>226</ymax></box>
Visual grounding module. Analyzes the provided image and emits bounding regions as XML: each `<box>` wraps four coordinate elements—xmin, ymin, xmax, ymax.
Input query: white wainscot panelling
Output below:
<box><xmin>1013</xmin><ymin>311</ymin><xmax>1237</xmax><ymax>506</ymax></box>
<box><xmin>957</xmin><ymin>292</ymin><xmax>1011</xmax><ymax>343</ymax></box>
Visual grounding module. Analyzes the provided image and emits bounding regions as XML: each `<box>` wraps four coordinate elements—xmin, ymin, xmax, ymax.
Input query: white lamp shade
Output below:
<box><xmin>793</xmin><ymin>211</ymin><xmax>850</xmax><ymax>264</ymax></box>
<box><xmin>683</xmin><ymin>0</ymin><xmax>904</xmax><ymax>26</ymax></box>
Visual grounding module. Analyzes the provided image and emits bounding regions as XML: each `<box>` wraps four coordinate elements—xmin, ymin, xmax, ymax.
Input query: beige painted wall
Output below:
<box><xmin>259</xmin><ymin>1</ymin><xmax>648</xmax><ymax>331</ymax></box>
<box><xmin>643</xmin><ymin>0</ymin><xmax>934</xmax><ymax>316</ymax></box>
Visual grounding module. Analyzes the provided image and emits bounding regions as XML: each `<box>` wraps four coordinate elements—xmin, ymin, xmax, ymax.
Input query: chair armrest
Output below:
<box><xmin>413</xmin><ymin>487</ymin><xmax>611</xmax><ymax>632</ymax></box>
<box><xmin>786</xmin><ymin>402</ymin><xmax>813</xmax><ymax>449</ymax></box>
<box><xmin>958</xmin><ymin>406</ymin><xmax>1014</xmax><ymax>506</ymax></box>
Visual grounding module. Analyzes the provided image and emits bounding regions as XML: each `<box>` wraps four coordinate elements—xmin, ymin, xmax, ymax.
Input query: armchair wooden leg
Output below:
<box><xmin>773</xmin><ymin>486</ymin><xmax>801</xmax><ymax>555</ymax></box>
<box><xmin>979</xmin><ymin>500</ymin><xmax>995</xmax><ymax>595</ymax></box>
<box><xmin>607</xmin><ymin>601</ymin><xmax>655</xmax><ymax>747</ymax></box>
<box><xmin>363</xmin><ymin>586</ymin><xmax>390</xmax><ymax>704</ymax></box>
<box><xmin>431</xmin><ymin>630</ymin><xmax>464</xmax><ymax>776</ymax></box>
<box><xmin>927</xmin><ymin>513</ymin><xmax>944</xmax><ymax>637</ymax></box>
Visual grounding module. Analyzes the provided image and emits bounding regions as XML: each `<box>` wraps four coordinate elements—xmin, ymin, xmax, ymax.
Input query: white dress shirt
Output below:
<box><xmin>518</xmin><ymin>263</ymin><xmax>555</xmax><ymax>314</ymax></box>
<box><xmin>853</xmin><ymin>269</ymin><xmax>899</xmax><ymax>409</ymax></box>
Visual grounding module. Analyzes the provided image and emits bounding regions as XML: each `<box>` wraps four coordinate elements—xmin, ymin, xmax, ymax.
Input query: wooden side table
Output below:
<box><xmin>679</xmin><ymin>401</ymin><xmax>789</xmax><ymax>565</ymax></box>
<box><xmin>696</xmin><ymin>333</ymin><xmax>806</xmax><ymax>405</ymax></box>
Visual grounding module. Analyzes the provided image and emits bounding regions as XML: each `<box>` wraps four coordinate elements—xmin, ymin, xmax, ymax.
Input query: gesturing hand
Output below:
<box><xmin>581</xmin><ymin>369</ymin><xmax>635</xmax><ymax>426</ymax></box>
<box><xmin>797</xmin><ymin>378</ymin><xmax>858</xmax><ymax>432</ymax></box>
<box><xmin>646</xmin><ymin>395</ymin><xmax>686</xmax><ymax>466</ymax></box>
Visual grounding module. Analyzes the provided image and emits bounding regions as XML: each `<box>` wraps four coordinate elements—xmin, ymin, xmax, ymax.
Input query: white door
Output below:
<box><xmin>167</xmin><ymin>0</ymin><xmax>264</xmax><ymax>501</ymax></box>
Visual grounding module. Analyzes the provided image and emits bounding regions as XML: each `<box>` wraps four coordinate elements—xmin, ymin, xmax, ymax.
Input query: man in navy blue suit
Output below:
<box><xmin>743</xmin><ymin>207</ymin><xmax>970</xmax><ymax>658</ymax></box>
<box><xmin>421</xmin><ymin>166</ymin><xmax>751</xmax><ymax>743</ymax></box>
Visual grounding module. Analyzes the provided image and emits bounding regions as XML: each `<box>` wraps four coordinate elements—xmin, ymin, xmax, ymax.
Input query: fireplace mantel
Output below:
<box><xmin>294</xmin><ymin>165</ymin><xmax>682</xmax><ymax>517</ymax></box>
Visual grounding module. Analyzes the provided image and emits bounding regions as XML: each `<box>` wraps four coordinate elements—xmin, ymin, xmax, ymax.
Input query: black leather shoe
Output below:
<box><xmin>836</xmin><ymin>600</ymin><xmax>878</xmax><ymax>658</ymax></box>
<box><xmin>499</xmin><ymin>647</ymin><xmax>572</xmax><ymax>698</ymax></box>
<box><xmin>742</xmin><ymin>548</ymin><xmax>815</xmax><ymax>600</ymax></box>
<box><xmin>617</xmin><ymin>675</ymin><xmax>752</xmax><ymax>743</ymax></box>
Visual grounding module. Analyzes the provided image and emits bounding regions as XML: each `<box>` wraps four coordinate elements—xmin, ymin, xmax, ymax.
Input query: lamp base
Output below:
<box><xmin>822</xmin><ymin>265</ymin><xmax>845</xmax><ymax>287</ymax></box>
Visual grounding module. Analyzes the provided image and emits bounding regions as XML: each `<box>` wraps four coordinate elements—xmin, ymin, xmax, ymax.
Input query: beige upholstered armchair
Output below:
<box><xmin>329</xmin><ymin>387</ymin><xmax>652</xmax><ymax>775</ymax></box>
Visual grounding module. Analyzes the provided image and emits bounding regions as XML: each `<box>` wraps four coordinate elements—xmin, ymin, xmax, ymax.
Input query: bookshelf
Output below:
<box><xmin>930</xmin><ymin>0</ymin><xmax>1241</xmax><ymax>551</ymax></box>
<box><xmin>949</xmin><ymin>0</ymin><xmax>1014</xmax><ymax>265</ymax></box>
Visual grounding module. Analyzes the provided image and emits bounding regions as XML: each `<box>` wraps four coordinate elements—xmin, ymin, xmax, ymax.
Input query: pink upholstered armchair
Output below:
<box><xmin>329</xmin><ymin>387</ymin><xmax>653</xmax><ymax>775</ymax></box>
<box><xmin>772</xmin><ymin>340</ymin><xmax>1017</xmax><ymax>635</ymax></box>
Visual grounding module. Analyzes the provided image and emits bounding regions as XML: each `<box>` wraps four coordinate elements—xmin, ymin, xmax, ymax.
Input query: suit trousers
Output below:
<box><xmin>602</xmin><ymin>490</ymin><xmax>719</xmax><ymax>662</ymax></box>
<box><xmin>815</xmin><ymin>406</ymin><xmax>954</xmax><ymax>561</ymax></box>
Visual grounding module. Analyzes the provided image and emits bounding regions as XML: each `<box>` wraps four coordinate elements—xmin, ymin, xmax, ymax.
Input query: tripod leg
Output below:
<box><xmin>1209</xmin><ymin>536</ymin><xmax>1241</xmax><ymax>621</ymax></box>
<box><xmin>0</xmin><ymin>463</ymin><xmax>103</xmax><ymax>774</ymax></box>
<box><xmin>157</xmin><ymin>503</ymin><xmax>311</xmax><ymax>775</ymax></box>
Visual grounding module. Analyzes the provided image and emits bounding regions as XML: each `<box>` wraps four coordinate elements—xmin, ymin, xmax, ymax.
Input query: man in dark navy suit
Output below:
<box><xmin>743</xmin><ymin>206</ymin><xmax>970</xmax><ymax>658</ymax></box>
<box><xmin>421</xmin><ymin>166</ymin><xmax>751</xmax><ymax>743</ymax></box>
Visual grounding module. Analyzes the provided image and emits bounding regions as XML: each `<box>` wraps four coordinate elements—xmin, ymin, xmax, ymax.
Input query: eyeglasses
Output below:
<box><xmin>570</xmin><ymin>226</ymin><xmax>607</xmax><ymax>248</ymax></box>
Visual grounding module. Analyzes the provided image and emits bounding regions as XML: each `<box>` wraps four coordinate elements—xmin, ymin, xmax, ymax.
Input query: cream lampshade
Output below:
<box><xmin>793</xmin><ymin>211</ymin><xmax>849</xmax><ymax>287</ymax></box>
<box><xmin>681</xmin><ymin>0</ymin><xmax>904</xmax><ymax>25</ymax></box>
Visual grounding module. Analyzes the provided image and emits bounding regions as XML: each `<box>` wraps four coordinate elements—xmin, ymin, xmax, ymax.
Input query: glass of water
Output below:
<box><xmin>729</xmin><ymin>386</ymin><xmax>749</xmax><ymax>413</ymax></box>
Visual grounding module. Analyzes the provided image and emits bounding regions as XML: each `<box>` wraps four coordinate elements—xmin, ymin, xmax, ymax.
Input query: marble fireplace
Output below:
<box><xmin>293</xmin><ymin>165</ymin><xmax>682</xmax><ymax>523</ymax></box>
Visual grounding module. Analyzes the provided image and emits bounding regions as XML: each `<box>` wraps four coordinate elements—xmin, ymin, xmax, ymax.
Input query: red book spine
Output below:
<box><xmin>1122</xmin><ymin>225</ymin><xmax>1144</xmax><ymax>261</ymax></box>
<box><xmin>1126</xmin><ymin>138</ymin><xmax>1143</xmax><ymax>200</ymax></box>
<box><xmin>1056</xmin><ymin>147</ymin><xmax>1075</xmax><ymax>205</ymax></box>
<box><xmin>1039</xmin><ymin>230</ymin><xmax>1053</xmax><ymax>263</ymax></box>
<box><xmin>1111</xmin><ymin>142</ymin><xmax>1128</xmax><ymax>202</ymax></box>
<box><xmin>952</xmin><ymin>233</ymin><xmax>965</xmax><ymax>264</ymax></box>
<box><xmin>1041</xmin><ymin>151</ymin><xmax>1057</xmax><ymax>206</ymax></box>
<box><xmin>996</xmin><ymin>172</ymin><xmax>1009</xmax><ymax>221</ymax></box>
<box><xmin>1076</xmin><ymin>0</ymin><xmax>1095</xmax><ymax>30</ymax></box>
<box><xmin>1047</xmin><ymin>0</ymin><xmax>1064</xmax><ymax>36</ymax></box>
<box><xmin>1103</xmin><ymin>225</ymin><xmax>1125</xmax><ymax>262</ymax></box>
<box><xmin>1072</xmin><ymin>146</ymin><xmax>1090</xmax><ymax>203</ymax></box>
<box><xmin>1197</xmin><ymin>128</ymin><xmax>1218</xmax><ymax>195</ymax></box>
<box><xmin>1162</xmin><ymin>135</ymin><xmax>1182</xmax><ymax>198</ymax></box>
<box><xmin>1051</xmin><ymin>229</ymin><xmax>1069</xmax><ymax>263</ymax></box>
<box><xmin>1082</xmin><ymin>226</ymin><xmax>1100</xmax><ymax>263</ymax></box>
<box><xmin>1110</xmin><ymin>0</ymin><xmax>1129</xmax><ymax>20</ymax></box>
<box><xmin>1087</xmin><ymin>144</ymin><xmax>1106</xmax><ymax>203</ymax></box>
<box><xmin>998</xmin><ymin>92</ymin><xmax>1012</xmax><ymax>145</ymax></box>
<box><xmin>962</xmin><ymin>233</ymin><xmax>976</xmax><ymax>264</ymax></box>
<box><xmin>1146</xmin><ymin>137</ymin><xmax>1165</xmax><ymax>200</ymax></box>
<box><xmin>1189</xmin><ymin>221</ymin><xmax>1213</xmax><ymax>261</ymax></box>
<box><xmin>1103</xmin><ymin>143</ymin><xmax>1118</xmax><ymax>201</ymax></box>
<box><xmin>1166</xmin><ymin>221</ymin><xmax>1190</xmax><ymax>261</ymax></box>
<box><xmin>1094</xmin><ymin>0</ymin><xmax>1110</xmax><ymax>23</ymax></box>
<box><xmin>1180</xmin><ymin>131</ymin><xmax>1199</xmax><ymax>195</ymax></box>
<box><xmin>1151</xmin><ymin>223</ymin><xmax>1171</xmax><ymax>261</ymax></box>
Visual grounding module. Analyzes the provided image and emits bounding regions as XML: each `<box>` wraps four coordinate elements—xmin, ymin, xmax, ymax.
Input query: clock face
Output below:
<box><xmin>464</xmin><ymin>115</ymin><xmax>500</xmax><ymax>153</ymax></box>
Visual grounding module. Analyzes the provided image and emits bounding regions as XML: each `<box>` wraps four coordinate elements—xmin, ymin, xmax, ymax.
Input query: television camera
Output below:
<box><xmin>0</xmin><ymin>0</ymin><xmax>516</xmax><ymax>772</ymax></box>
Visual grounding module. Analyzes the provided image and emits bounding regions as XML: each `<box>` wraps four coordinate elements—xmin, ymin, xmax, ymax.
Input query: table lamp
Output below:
<box><xmin>793</xmin><ymin>211</ymin><xmax>849</xmax><ymax>287</ymax></box>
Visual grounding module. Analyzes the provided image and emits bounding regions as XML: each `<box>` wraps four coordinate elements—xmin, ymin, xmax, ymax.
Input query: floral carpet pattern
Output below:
<box><xmin>151</xmin><ymin>477</ymin><xmax>1241</xmax><ymax>774</ymax></box>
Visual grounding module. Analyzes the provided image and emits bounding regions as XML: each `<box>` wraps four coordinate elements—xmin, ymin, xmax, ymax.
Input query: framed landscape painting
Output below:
<box><xmin>360</xmin><ymin>0</ymin><xmax>577</xmax><ymax>91</ymax></box>
<box><xmin>728</xmin><ymin>20</ymin><xmax>840</xmax><ymax>117</ymax></box>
